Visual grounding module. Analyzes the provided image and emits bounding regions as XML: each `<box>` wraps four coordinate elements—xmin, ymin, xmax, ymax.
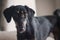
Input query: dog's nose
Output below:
<box><xmin>19</xmin><ymin>28</ymin><xmax>23</xmax><ymax>31</ymax></box>
<box><xmin>19</xmin><ymin>23</ymin><xmax>23</xmax><ymax>26</ymax></box>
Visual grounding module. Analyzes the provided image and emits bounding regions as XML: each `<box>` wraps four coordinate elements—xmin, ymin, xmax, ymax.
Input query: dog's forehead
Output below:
<box><xmin>15</xmin><ymin>6</ymin><xmax>26</xmax><ymax>11</ymax></box>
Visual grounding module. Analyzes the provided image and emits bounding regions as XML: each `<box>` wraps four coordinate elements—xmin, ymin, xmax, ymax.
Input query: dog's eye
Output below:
<box><xmin>24</xmin><ymin>11</ymin><xmax>27</xmax><ymax>13</ymax></box>
<box><xmin>17</xmin><ymin>11</ymin><xmax>19</xmax><ymax>13</ymax></box>
<box><xmin>21</xmin><ymin>11</ymin><xmax>24</xmax><ymax>13</ymax></box>
<box><xmin>22</xmin><ymin>15</ymin><xmax>25</xmax><ymax>18</ymax></box>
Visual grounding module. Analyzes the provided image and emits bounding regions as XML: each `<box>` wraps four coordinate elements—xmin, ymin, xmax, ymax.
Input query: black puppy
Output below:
<box><xmin>3</xmin><ymin>5</ymin><xmax>60</xmax><ymax>40</ymax></box>
<box><xmin>52</xmin><ymin>9</ymin><xmax>60</xmax><ymax>40</ymax></box>
<box><xmin>3</xmin><ymin>5</ymin><xmax>35</xmax><ymax>40</ymax></box>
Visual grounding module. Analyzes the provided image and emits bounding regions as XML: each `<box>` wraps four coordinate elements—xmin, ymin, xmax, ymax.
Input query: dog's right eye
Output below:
<box><xmin>17</xmin><ymin>11</ymin><xmax>19</xmax><ymax>14</ymax></box>
<box><xmin>21</xmin><ymin>11</ymin><xmax>24</xmax><ymax>14</ymax></box>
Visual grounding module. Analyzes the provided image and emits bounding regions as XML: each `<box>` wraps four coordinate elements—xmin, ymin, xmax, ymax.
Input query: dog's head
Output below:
<box><xmin>3</xmin><ymin>5</ymin><xmax>35</xmax><ymax>33</ymax></box>
<box><xmin>54</xmin><ymin>9</ymin><xmax>60</xmax><ymax>17</ymax></box>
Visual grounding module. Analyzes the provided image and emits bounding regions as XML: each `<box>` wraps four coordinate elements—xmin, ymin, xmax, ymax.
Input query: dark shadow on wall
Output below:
<box><xmin>0</xmin><ymin>0</ymin><xmax>8</xmax><ymax>31</ymax></box>
<box><xmin>0</xmin><ymin>0</ymin><xmax>4</xmax><ymax>31</ymax></box>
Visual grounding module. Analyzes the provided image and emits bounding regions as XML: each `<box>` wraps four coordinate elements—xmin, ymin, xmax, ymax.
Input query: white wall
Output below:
<box><xmin>3</xmin><ymin>0</ymin><xmax>36</xmax><ymax>31</ymax></box>
<box><xmin>36</xmin><ymin>0</ymin><xmax>56</xmax><ymax>16</ymax></box>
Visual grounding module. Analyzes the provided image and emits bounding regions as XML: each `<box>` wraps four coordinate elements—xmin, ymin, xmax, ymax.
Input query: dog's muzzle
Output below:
<box><xmin>16</xmin><ymin>26</ymin><xmax>26</xmax><ymax>33</ymax></box>
<box><xmin>16</xmin><ymin>20</ymin><xmax>27</xmax><ymax>33</ymax></box>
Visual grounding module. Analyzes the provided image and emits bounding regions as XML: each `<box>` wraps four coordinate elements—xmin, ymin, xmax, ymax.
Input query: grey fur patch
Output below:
<box><xmin>31</xmin><ymin>17</ymin><xmax>52</xmax><ymax>40</ymax></box>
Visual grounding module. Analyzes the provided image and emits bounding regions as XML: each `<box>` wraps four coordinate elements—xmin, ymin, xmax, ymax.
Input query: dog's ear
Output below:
<box><xmin>54</xmin><ymin>9</ymin><xmax>60</xmax><ymax>16</ymax></box>
<box><xmin>25</xmin><ymin>5</ymin><xmax>35</xmax><ymax>17</ymax></box>
<box><xmin>3</xmin><ymin>6</ymin><xmax>14</xmax><ymax>23</ymax></box>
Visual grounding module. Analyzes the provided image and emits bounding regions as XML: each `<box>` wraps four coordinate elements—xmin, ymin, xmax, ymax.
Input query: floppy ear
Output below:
<box><xmin>25</xmin><ymin>5</ymin><xmax>35</xmax><ymax>17</ymax></box>
<box><xmin>54</xmin><ymin>9</ymin><xmax>60</xmax><ymax>16</ymax></box>
<box><xmin>54</xmin><ymin>9</ymin><xmax>58</xmax><ymax>16</ymax></box>
<box><xmin>3</xmin><ymin>6</ymin><xmax>14</xmax><ymax>23</ymax></box>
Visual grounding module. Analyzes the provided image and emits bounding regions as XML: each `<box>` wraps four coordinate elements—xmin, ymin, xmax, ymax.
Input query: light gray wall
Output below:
<box><xmin>36</xmin><ymin>0</ymin><xmax>56</xmax><ymax>16</ymax></box>
<box><xmin>56</xmin><ymin>0</ymin><xmax>60</xmax><ymax>9</ymax></box>
<box><xmin>0</xmin><ymin>0</ymin><xmax>5</xmax><ymax>31</ymax></box>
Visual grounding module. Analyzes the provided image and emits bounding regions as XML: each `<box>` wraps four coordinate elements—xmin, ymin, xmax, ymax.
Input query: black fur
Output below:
<box><xmin>3</xmin><ymin>6</ymin><xmax>14</xmax><ymax>22</ymax></box>
<box><xmin>3</xmin><ymin>5</ymin><xmax>35</xmax><ymax>40</ymax></box>
<box><xmin>3</xmin><ymin>5</ymin><xmax>60</xmax><ymax>40</ymax></box>
<box><xmin>53</xmin><ymin>9</ymin><xmax>60</xmax><ymax>40</ymax></box>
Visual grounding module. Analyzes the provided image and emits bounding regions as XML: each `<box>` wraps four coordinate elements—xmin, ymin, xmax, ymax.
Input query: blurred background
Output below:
<box><xmin>0</xmin><ymin>0</ymin><xmax>60</xmax><ymax>40</ymax></box>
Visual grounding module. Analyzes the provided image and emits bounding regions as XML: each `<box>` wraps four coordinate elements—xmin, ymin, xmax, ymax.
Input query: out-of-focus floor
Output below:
<box><xmin>0</xmin><ymin>31</ymin><xmax>17</xmax><ymax>40</ymax></box>
<box><xmin>0</xmin><ymin>31</ymin><xmax>54</xmax><ymax>40</ymax></box>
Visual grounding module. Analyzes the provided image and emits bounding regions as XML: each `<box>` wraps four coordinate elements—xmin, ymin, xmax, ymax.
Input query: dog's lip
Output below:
<box><xmin>19</xmin><ymin>28</ymin><xmax>26</xmax><ymax>33</ymax></box>
<box><xmin>17</xmin><ymin>28</ymin><xmax>26</xmax><ymax>33</ymax></box>
<box><xmin>19</xmin><ymin>30</ymin><xmax>25</xmax><ymax>33</ymax></box>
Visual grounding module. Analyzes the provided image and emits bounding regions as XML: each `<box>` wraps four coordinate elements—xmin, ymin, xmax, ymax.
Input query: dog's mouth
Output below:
<box><xmin>16</xmin><ymin>20</ymin><xmax>27</xmax><ymax>33</ymax></box>
<box><xmin>19</xmin><ymin>28</ymin><xmax>26</xmax><ymax>33</ymax></box>
<box><xmin>16</xmin><ymin>26</ymin><xmax>26</xmax><ymax>33</ymax></box>
<box><xmin>20</xmin><ymin>21</ymin><xmax>27</xmax><ymax>33</ymax></box>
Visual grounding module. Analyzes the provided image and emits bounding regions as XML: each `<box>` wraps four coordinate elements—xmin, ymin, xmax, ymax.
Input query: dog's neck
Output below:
<box><xmin>23</xmin><ymin>17</ymin><xmax>34</xmax><ymax>34</ymax></box>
